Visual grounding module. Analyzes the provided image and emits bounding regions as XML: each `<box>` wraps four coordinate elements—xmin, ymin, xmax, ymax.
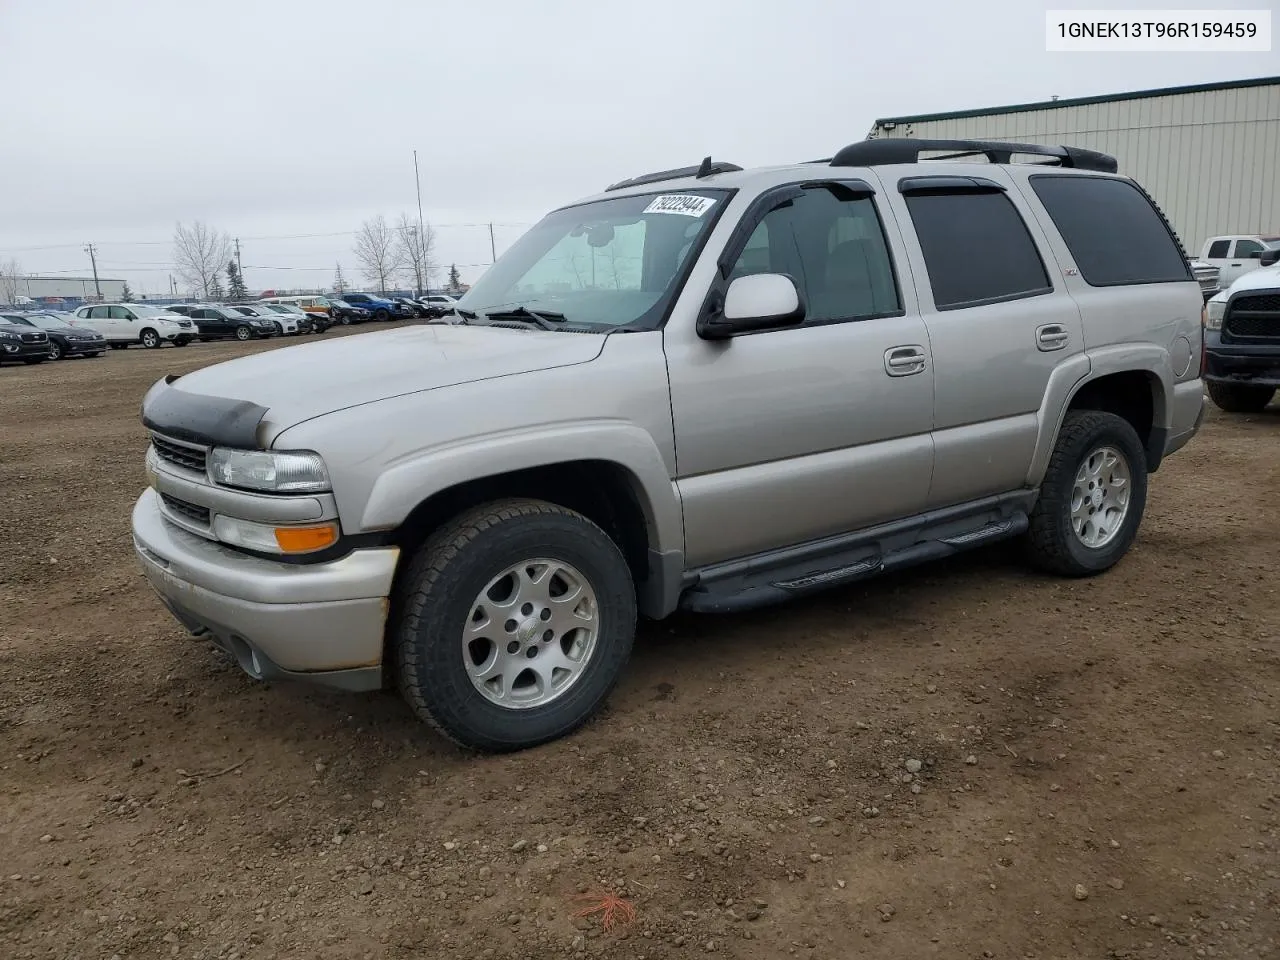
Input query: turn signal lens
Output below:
<box><xmin>274</xmin><ymin>523</ymin><xmax>339</xmax><ymax>554</ymax></box>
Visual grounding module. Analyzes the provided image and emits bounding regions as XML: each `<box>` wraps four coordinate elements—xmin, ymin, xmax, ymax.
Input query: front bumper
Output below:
<box><xmin>63</xmin><ymin>338</ymin><xmax>106</xmax><ymax>356</ymax></box>
<box><xmin>1203</xmin><ymin>330</ymin><xmax>1280</xmax><ymax>387</ymax></box>
<box><xmin>0</xmin><ymin>340</ymin><xmax>51</xmax><ymax>361</ymax></box>
<box><xmin>131</xmin><ymin>488</ymin><xmax>400</xmax><ymax>691</ymax></box>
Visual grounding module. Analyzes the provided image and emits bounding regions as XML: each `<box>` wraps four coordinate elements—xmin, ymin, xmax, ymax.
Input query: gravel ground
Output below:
<box><xmin>1</xmin><ymin>326</ymin><xmax>1277</xmax><ymax>959</ymax></box>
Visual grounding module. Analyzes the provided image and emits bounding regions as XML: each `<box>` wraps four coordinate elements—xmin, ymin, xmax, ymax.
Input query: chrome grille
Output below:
<box><xmin>152</xmin><ymin>434</ymin><xmax>208</xmax><ymax>473</ymax></box>
<box><xmin>160</xmin><ymin>493</ymin><xmax>211</xmax><ymax>526</ymax></box>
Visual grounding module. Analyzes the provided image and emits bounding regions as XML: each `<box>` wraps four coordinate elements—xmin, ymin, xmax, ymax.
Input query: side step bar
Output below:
<box><xmin>678</xmin><ymin>492</ymin><xmax>1033</xmax><ymax>614</ymax></box>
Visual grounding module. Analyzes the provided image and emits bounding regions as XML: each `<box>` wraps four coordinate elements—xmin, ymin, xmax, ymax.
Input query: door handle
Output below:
<box><xmin>884</xmin><ymin>345</ymin><xmax>926</xmax><ymax>377</ymax></box>
<box><xmin>1036</xmin><ymin>324</ymin><xmax>1070</xmax><ymax>351</ymax></box>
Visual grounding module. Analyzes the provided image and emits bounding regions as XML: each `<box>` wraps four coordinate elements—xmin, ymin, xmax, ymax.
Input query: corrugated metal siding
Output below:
<box><xmin>20</xmin><ymin>277</ymin><xmax>127</xmax><ymax>300</ymax></box>
<box><xmin>872</xmin><ymin>84</ymin><xmax>1280</xmax><ymax>256</ymax></box>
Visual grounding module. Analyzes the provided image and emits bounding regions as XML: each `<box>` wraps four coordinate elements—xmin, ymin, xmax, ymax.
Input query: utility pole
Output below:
<box><xmin>234</xmin><ymin>237</ymin><xmax>243</xmax><ymax>279</ymax></box>
<box><xmin>413</xmin><ymin>149</ymin><xmax>426</xmax><ymax>295</ymax></box>
<box><xmin>84</xmin><ymin>243</ymin><xmax>102</xmax><ymax>299</ymax></box>
<box><xmin>488</xmin><ymin>223</ymin><xmax>497</xmax><ymax>263</ymax></box>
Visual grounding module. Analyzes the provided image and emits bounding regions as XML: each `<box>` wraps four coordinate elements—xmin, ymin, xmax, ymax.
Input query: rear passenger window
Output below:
<box><xmin>904</xmin><ymin>190</ymin><xmax>1051</xmax><ymax>310</ymax></box>
<box><xmin>725</xmin><ymin>185</ymin><xmax>901</xmax><ymax>325</ymax></box>
<box><xmin>1029</xmin><ymin>175</ymin><xmax>1191</xmax><ymax>286</ymax></box>
<box><xmin>1207</xmin><ymin>240</ymin><xmax>1231</xmax><ymax>258</ymax></box>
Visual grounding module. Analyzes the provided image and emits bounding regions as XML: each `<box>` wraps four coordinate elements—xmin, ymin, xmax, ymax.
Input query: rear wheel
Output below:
<box><xmin>1025</xmin><ymin>410</ymin><xmax>1148</xmax><ymax>577</ymax></box>
<box><xmin>235</xmin><ymin>325</ymin><xmax>252</xmax><ymax>341</ymax></box>
<box><xmin>1206</xmin><ymin>381</ymin><xmax>1274</xmax><ymax>413</ymax></box>
<box><xmin>394</xmin><ymin>499</ymin><xmax>637</xmax><ymax>752</ymax></box>
<box><xmin>139</xmin><ymin>328</ymin><xmax>161</xmax><ymax>349</ymax></box>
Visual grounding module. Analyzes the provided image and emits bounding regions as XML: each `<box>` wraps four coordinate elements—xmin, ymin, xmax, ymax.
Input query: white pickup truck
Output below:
<box><xmin>1200</xmin><ymin>235</ymin><xmax>1280</xmax><ymax>289</ymax></box>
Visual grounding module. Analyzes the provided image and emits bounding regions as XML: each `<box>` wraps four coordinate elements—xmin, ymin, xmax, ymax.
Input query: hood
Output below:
<box><xmin>149</xmin><ymin>323</ymin><xmax>606</xmax><ymax>443</ymax></box>
<box><xmin>1210</xmin><ymin>264</ymin><xmax>1280</xmax><ymax>303</ymax></box>
<box><xmin>0</xmin><ymin>322</ymin><xmax>41</xmax><ymax>335</ymax></box>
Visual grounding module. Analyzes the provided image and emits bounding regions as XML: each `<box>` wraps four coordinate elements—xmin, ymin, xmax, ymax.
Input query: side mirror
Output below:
<box><xmin>1260</xmin><ymin>249</ymin><xmax>1280</xmax><ymax>267</ymax></box>
<box><xmin>1247</xmin><ymin>250</ymin><xmax>1263</xmax><ymax>260</ymax></box>
<box><xmin>697</xmin><ymin>273</ymin><xmax>805</xmax><ymax>340</ymax></box>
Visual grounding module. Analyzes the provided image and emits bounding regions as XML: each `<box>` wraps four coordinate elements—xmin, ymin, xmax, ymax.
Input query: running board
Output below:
<box><xmin>678</xmin><ymin>493</ymin><xmax>1032</xmax><ymax>614</ymax></box>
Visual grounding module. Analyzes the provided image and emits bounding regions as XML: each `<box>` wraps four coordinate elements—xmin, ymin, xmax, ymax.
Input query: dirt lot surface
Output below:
<box><xmin>2</xmin><ymin>325</ymin><xmax>1278</xmax><ymax>960</ymax></box>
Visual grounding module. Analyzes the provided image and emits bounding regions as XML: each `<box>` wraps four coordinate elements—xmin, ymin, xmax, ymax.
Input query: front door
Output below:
<box><xmin>665</xmin><ymin>180</ymin><xmax>935</xmax><ymax>568</ymax></box>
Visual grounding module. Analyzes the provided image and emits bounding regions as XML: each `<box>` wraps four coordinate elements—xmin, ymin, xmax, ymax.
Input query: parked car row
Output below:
<box><xmin>0</xmin><ymin>310</ymin><xmax>104</xmax><ymax>364</ymax></box>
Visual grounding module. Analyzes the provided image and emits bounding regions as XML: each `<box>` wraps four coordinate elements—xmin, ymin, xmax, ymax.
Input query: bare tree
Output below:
<box><xmin>173</xmin><ymin>222</ymin><xmax>232</xmax><ymax>298</ymax></box>
<box><xmin>353</xmin><ymin>216</ymin><xmax>403</xmax><ymax>293</ymax></box>
<box><xmin>395</xmin><ymin>213</ymin><xmax>437</xmax><ymax>296</ymax></box>
<box><xmin>0</xmin><ymin>258</ymin><xmax>23</xmax><ymax>304</ymax></box>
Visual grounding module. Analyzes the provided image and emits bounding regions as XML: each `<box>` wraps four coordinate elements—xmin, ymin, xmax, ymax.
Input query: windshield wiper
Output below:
<box><xmin>482</xmin><ymin>306</ymin><xmax>568</xmax><ymax>330</ymax></box>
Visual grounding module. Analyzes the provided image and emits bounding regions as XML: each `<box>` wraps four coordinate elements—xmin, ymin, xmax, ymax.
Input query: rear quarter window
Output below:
<box><xmin>1029</xmin><ymin>175</ymin><xmax>1191</xmax><ymax>286</ymax></box>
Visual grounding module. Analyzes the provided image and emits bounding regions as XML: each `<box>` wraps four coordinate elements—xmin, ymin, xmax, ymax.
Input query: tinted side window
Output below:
<box><xmin>1207</xmin><ymin>240</ymin><xmax>1231</xmax><ymax>258</ymax></box>
<box><xmin>108</xmin><ymin>306</ymin><xmax>133</xmax><ymax>320</ymax></box>
<box><xmin>725</xmin><ymin>186</ymin><xmax>901</xmax><ymax>324</ymax></box>
<box><xmin>1029</xmin><ymin>175</ymin><xmax>1191</xmax><ymax>285</ymax></box>
<box><xmin>89</xmin><ymin>306</ymin><xmax>109</xmax><ymax>319</ymax></box>
<box><xmin>904</xmin><ymin>190</ymin><xmax>1051</xmax><ymax>310</ymax></box>
<box><xmin>1236</xmin><ymin>239</ymin><xmax>1264</xmax><ymax>257</ymax></box>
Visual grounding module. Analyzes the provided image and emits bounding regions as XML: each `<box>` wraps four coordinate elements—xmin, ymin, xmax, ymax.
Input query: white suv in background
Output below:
<box><xmin>73</xmin><ymin>303</ymin><xmax>195</xmax><ymax>349</ymax></box>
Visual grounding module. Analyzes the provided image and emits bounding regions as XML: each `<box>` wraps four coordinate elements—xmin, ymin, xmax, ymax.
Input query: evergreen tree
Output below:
<box><xmin>208</xmin><ymin>271</ymin><xmax>225</xmax><ymax>301</ymax></box>
<box><xmin>227</xmin><ymin>260</ymin><xmax>248</xmax><ymax>302</ymax></box>
<box><xmin>121</xmin><ymin>281</ymin><xmax>134</xmax><ymax>302</ymax></box>
<box><xmin>448</xmin><ymin>264</ymin><xmax>462</xmax><ymax>292</ymax></box>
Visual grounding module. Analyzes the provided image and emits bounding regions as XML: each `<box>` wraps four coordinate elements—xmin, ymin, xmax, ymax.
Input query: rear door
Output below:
<box><xmin>881</xmin><ymin>170</ymin><xmax>1083</xmax><ymax>508</ymax></box>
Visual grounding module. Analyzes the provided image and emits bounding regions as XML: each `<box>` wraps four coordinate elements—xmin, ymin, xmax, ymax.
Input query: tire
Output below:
<box><xmin>1206</xmin><ymin>381</ymin><xmax>1274</xmax><ymax>413</ymax></box>
<box><xmin>394</xmin><ymin>498</ymin><xmax>637</xmax><ymax>752</ymax></box>
<box><xmin>1024</xmin><ymin>410</ymin><xmax>1148</xmax><ymax>577</ymax></box>
<box><xmin>139</xmin><ymin>328</ymin><xmax>160</xmax><ymax>349</ymax></box>
<box><xmin>374</xmin><ymin>309</ymin><xmax>390</xmax><ymax>322</ymax></box>
<box><xmin>109</xmin><ymin>343</ymin><xmax>126</xmax><ymax>350</ymax></box>
<box><xmin>273</xmin><ymin>322</ymin><xmax>284</xmax><ymax>336</ymax></box>
<box><xmin>339</xmin><ymin>314</ymin><xmax>351</xmax><ymax>325</ymax></box>
<box><xmin>48</xmin><ymin>341</ymin><xmax>64</xmax><ymax>361</ymax></box>
<box><xmin>173</xmin><ymin>338</ymin><xmax>190</xmax><ymax>348</ymax></box>
<box><xmin>235</xmin><ymin>325</ymin><xmax>252</xmax><ymax>341</ymax></box>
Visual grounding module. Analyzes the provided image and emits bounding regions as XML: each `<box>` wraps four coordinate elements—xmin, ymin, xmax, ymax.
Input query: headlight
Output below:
<box><xmin>0</xmin><ymin>331</ymin><xmax>18</xmax><ymax>341</ymax></box>
<box><xmin>207</xmin><ymin>448</ymin><xmax>330</xmax><ymax>493</ymax></box>
<box><xmin>1205</xmin><ymin>300</ymin><xmax>1226</xmax><ymax>331</ymax></box>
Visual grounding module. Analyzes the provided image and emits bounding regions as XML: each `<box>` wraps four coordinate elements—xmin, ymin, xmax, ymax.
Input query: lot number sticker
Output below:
<box><xmin>644</xmin><ymin>194</ymin><xmax>716</xmax><ymax>217</ymax></box>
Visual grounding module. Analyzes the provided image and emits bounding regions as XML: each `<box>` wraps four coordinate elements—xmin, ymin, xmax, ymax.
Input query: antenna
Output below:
<box><xmin>696</xmin><ymin>156</ymin><xmax>713</xmax><ymax>178</ymax></box>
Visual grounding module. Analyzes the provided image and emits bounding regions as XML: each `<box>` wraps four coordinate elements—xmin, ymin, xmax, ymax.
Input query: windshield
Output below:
<box><xmin>459</xmin><ymin>189</ymin><xmax>729</xmax><ymax>329</ymax></box>
<box><xmin>26</xmin><ymin>315</ymin><xmax>64</xmax><ymax>329</ymax></box>
<box><xmin>1</xmin><ymin>315</ymin><xmax>33</xmax><ymax>326</ymax></box>
<box><xmin>233</xmin><ymin>306</ymin><xmax>259</xmax><ymax>315</ymax></box>
<box><xmin>263</xmin><ymin>304</ymin><xmax>290</xmax><ymax>314</ymax></box>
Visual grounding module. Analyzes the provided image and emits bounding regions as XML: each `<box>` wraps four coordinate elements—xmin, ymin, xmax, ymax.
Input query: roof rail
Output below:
<box><xmin>829</xmin><ymin>138</ymin><xmax>1118</xmax><ymax>174</ymax></box>
<box><xmin>605</xmin><ymin>156</ymin><xmax>743</xmax><ymax>192</ymax></box>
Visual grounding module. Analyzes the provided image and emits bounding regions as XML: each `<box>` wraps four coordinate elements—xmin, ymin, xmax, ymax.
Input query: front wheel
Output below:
<box><xmin>139</xmin><ymin>329</ymin><xmax>161</xmax><ymax>349</ymax></box>
<box><xmin>235</xmin><ymin>325</ymin><xmax>252</xmax><ymax>341</ymax></box>
<box><xmin>374</xmin><ymin>309</ymin><xmax>390</xmax><ymax>322</ymax></box>
<box><xmin>394</xmin><ymin>499</ymin><xmax>637</xmax><ymax>752</ymax></box>
<box><xmin>1024</xmin><ymin>410</ymin><xmax>1148</xmax><ymax>577</ymax></box>
<box><xmin>48</xmin><ymin>341</ymin><xmax>64</xmax><ymax>361</ymax></box>
<box><xmin>339</xmin><ymin>314</ymin><xmax>351</xmax><ymax>325</ymax></box>
<box><xmin>1206</xmin><ymin>381</ymin><xmax>1274</xmax><ymax>413</ymax></box>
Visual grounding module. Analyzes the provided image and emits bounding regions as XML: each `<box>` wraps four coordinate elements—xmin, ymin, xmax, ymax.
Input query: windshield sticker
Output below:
<box><xmin>643</xmin><ymin>194</ymin><xmax>716</xmax><ymax>217</ymax></box>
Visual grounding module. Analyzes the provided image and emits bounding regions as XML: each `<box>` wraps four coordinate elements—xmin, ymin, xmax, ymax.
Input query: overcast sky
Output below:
<box><xmin>0</xmin><ymin>0</ymin><xmax>1275</xmax><ymax>297</ymax></box>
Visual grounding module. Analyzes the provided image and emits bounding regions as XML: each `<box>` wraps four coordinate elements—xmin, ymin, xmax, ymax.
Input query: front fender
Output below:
<box><xmin>361</xmin><ymin>419</ymin><xmax>684</xmax><ymax>558</ymax></box>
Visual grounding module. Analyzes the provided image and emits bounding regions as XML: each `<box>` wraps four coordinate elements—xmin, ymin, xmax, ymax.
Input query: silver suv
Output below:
<box><xmin>133</xmin><ymin>138</ymin><xmax>1206</xmax><ymax>751</ymax></box>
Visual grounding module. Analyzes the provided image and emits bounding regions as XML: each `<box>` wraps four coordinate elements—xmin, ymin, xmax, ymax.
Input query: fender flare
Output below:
<box><xmin>361</xmin><ymin>419</ymin><xmax>684</xmax><ymax>555</ymax></box>
<box><xmin>1026</xmin><ymin>345</ymin><xmax>1173</xmax><ymax>487</ymax></box>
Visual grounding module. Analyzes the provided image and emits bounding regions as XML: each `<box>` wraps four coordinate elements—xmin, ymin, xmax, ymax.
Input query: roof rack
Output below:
<box><xmin>829</xmin><ymin>138</ymin><xmax>1118</xmax><ymax>174</ymax></box>
<box><xmin>605</xmin><ymin>156</ymin><xmax>743</xmax><ymax>192</ymax></box>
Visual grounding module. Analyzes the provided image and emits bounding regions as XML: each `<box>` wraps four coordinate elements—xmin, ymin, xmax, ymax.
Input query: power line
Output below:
<box><xmin>0</xmin><ymin>222</ymin><xmax>534</xmax><ymax>255</ymax></box>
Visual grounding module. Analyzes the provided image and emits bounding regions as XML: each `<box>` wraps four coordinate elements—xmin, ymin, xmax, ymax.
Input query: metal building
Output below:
<box><xmin>868</xmin><ymin>75</ymin><xmax>1280</xmax><ymax>257</ymax></box>
<box><xmin>17</xmin><ymin>276</ymin><xmax>127</xmax><ymax>301</ymax></box>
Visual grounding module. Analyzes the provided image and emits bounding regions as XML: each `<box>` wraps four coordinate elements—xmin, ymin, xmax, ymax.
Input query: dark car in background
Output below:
<box><xmin>0</xmin><ymin>312</ymin><xmax>106</xmax><ymax>360</ymax></box>
<box><xmin>328</xmin><ymin>299</ymin><xmax>372</xmax><ymax>325</ymax></box>
<box><xmin>0</xmin><ymin>317</ymin><xmax>51</xmax><ymax>365</ymax></box>
<box><xmin>186</xmin><ymin>305</ymin><xmax>278</xmax><ymax>341</ymax></box>
<box><xmin>390</xmin><ymin>297</ymin><xmax>430</xmax><ymax>318</ymax></box>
